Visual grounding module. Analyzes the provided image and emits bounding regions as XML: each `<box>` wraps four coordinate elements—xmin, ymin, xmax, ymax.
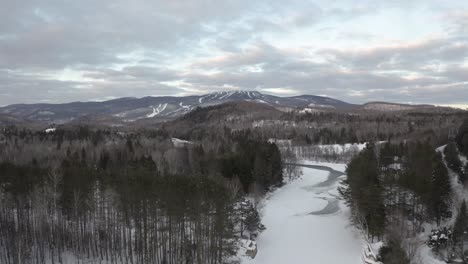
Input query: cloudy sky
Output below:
<box><xmin>0</xmin><ymin>0</ymin><xmax>467</xmax><ymax>107</ymax></box>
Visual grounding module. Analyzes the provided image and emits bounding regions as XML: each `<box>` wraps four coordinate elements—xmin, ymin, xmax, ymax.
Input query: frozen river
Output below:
<box><xmin>243</xmin><ymin>161</ymin><xmax>364</xmax><ymax>264</ymax></box>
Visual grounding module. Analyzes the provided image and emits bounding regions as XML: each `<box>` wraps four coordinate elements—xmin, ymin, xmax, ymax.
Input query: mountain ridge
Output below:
<box><xmin>0</xmin><ymin>90</ymin><xmax>460</xmax><ymax>125</ymax></box>
<box><xmin>0</xmin><ymin>91</ymin><xmax>353</xmax><ymax>124</ymax></box>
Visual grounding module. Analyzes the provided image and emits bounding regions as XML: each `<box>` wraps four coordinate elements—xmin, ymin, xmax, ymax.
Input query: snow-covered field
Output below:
<box><xmin>242</xmin><ymin>161</ymin><xmax>363</xmax><ymax>264</ymax></box>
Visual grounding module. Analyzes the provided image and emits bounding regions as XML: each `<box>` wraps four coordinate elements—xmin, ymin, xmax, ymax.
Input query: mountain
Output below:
<box><xmin>1</xmin><ymin>91</ymin><xmax>461</xmax><ymax>125</ymax></box>
<box><xmin>0</xmin><ymin>91</ymin><xmax>354</xmax><ymax>124</ymax></box>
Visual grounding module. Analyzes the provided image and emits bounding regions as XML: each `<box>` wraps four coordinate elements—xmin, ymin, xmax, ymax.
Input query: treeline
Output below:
<box><xmin>444</xmin><ymin>142</ymin><xmax>468</xmax><ymax>184</ymax></box>
<box><xmin>250</xmin><ymin>111</ymin><xmax>465</xmax><ymax>146</ymax></box>
<box><xmin>220</xmin><ymin>132</ymin><xmax>283</xmax><ymax>193</ymax></box>
<box><xmin>130</xmin><ymin>102</ymin><xmax>468</xmax><ymax>148</ymax></box>
<box><xmin>339</xmin><ymin>141</ymin><xmax>453</xmax><ymax>263</ymax></box>
<box><xmin>456</xmin><ymin>118</ymin><xmax>468</xmax><ymax>157</ymax></box>
<box><xmin>289</xmin><ymin>144</ymin><xmax>362</xmax><ymax>162</ymax></box>
<box><xmin>0</xmin><ymin>126</ymin><xmax>283</xmax><ymax>263</ymax></box>
<box><xmin>444</xmin><ymin>118</ymin><xmax>468</xmax><ymax>185</ymax></box>
<box><xmin>339</xmin><ymin>117</ymin><xmax>468</xmax><ymax>263</ymax></box>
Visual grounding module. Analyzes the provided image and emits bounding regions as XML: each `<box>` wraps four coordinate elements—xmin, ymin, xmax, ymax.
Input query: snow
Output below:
<box><xmin>317</xmin><ymin>143</ymin><xmax>367</xmax><ymax>154</ymax></box>
<box><xmin>267</xmin><ymin>138</ymin><xmax>292</xmax><ymax>147</ymax></box>
<box><xmin>210</xmin><ymin>92</ymin><xmax>220</xmax><ymax>100</ymax></box>
<box><xmin>179</xmin><ymin>102</ymin><xmax>192</xmax><ymax>111</ymax></box>
<box><xmin>461</xmin><ymin>154</ymin><xmax>467</xmax><ymax>165</ymax></box>
<box><xmin>415</xmin><ymin>246</ymin><xmax>446</xmax><ymax>264</ymax></box>
<box><xmin>308</xmin><ymin>103</ymin><xmax>336</xmax><ymax>109</ymax></box>
<box><xmin>241</xmin><ymin>161</ymin><xmax>363</xmax><ymax>264</ymax></box>
<box><xmin>363</xmin><ymin>242</ymin><xmax>383</xmax><ymax>264</ymax></box>
<box><xmin>147</xmin><ymin>108</ymin><xmax>158</xmax><ymax>118</ymax></box>
<box><xmin>237</xmin><ymin>239</ymin><xmax>258</xmax><ymax>258</ymax></box>
<box><xmin>146</xmin><ymin>103</ymin><xmax>168</xmax><ymax>118</ymax></box>
<box><xmin>219</xmin><ymin>91</ymin><xmax>235</xmax><ymax>100</ymax></box>
<box><xmin>171</xmin><ymin>138</ymin><xmax>192</xmax><ymax>147</ymax></box>
<box><xmin>45</xmin><ymin>128</ymin><xmax>56</xmax><ymax>133</ymax></box>
<box><xmin>388</xmin><ymin>163</ymin><xmax>402</xmax><ymax>170</ymax></box>
<box><xmin>298</xmin><ymin>108</ymin><xmax>320</xmax><ymax>114</ymax></box>
<box><xmin>199</xmin><ymin>94</ymin><xmax>210</xmax><ymax>103</ymax></box>
<box><xmin>436</xmin><ymin>144</ymin><xmax>446</xmax><ymax>153</ymax></box>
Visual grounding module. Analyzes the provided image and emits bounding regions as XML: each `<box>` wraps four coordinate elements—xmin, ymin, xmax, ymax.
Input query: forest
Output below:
<box><xmin>251</xmin><ymin>110</ymin><xmax>465</xmax><ymax>147</ymax></box>
<box><xmin>339</xmin><ymin>118</ymin><xmax>468</xmax><ymax>263</ymax></box>
<box><xmin>0</xmin><ymin>106</ymin><xmax>467</xmax><ymax>264</ymax></box>
<box><xmin>154</xmin><ymin>101</ymin><xmax>465</xmax><ymax>148</ymax></box>
<box><xmin>0</xmin><ymin>126</ymin><xmax>282</xmax><ymax>264</ymax></box>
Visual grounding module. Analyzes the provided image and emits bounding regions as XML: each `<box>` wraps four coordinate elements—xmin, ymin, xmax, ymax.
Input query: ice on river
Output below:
<box><xmin>242</xmin><ymin>161</ymin><xmax>363</xmax><ymax>264</ymax></box>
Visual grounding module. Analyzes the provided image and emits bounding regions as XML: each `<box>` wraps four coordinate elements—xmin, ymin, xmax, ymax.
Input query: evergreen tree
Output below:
<box><xmin>378</xmin><ymin>237</ymin><xmax>410</xmax><ymax>264</ymax></box>
<box><xmin>456</xmin><ymin>118</ymin><xmax>468</xmax><ymax>156</ymax></box>
<box><xmin>401</xmin><ymin>142</ymin><xmax>434</xmax><ymax>204</ymax></box>
<box><xmin>444</xmin><ymin>142</ymin><xmax>462</xmax><ymax>174</ymax></box>
<box><xmin>238</xmin><ymin>199</ymin><xmax>264</xmax><ymax>239</ymax></box>
<box><xmin>339</xmin><ymin>144</ymin><xmax>385</xmax><ymax>240</ymax></box>
<box><xmin>379</xmin><ymin>142</ymin><xmax>394</xmax><ymax>168</ymax></box>
<box><xmin>431</xmin><ymin>153</ymin><xmax>452</xmax><ymax>225</ymax></box>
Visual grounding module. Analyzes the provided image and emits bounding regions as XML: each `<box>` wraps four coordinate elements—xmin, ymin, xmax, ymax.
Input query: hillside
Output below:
<box><xmin>160</xmin><ymin>101</ymin><xmax>282</xmax><ymax>140</ymax></box>
<box><xmin>362</xmin><ymin>102</ymin><xmax>457</xmax><ymax>112</ymax></box>
<box><xmin>0</xmin><ymin>91</ymin><xmax>352</xmax><ymax>124</ymax></box>
<box><xmin>1</xmin><ymin>91</ymin><xmax>463</xmax><ymax>126</ymax></box>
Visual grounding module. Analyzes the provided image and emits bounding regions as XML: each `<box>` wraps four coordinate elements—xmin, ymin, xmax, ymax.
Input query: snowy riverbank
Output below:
<box><xmin>241</xmin><ymin>161</ymin><xmax>364</xmax><ymax>264</ymax></box>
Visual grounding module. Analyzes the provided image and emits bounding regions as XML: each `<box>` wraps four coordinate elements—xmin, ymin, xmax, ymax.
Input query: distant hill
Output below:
<box><xmin>362</xmin><ymin>102</ymin><xmax>459</xmax><ymax>113</ymax></box>
<box><xmin>0</xmin><ymin>91</ymin><xmax>353</xmax><ymax>124</ymax></box>
<box><xmin>0</xmin><ymin>91</ymin><xmax>463</xmax><ymax>125</ymax></box>
<box><xmin>0</xmin><ymin>113</ymin><xmax>33</xmax><ymax>126</ymax></box>
<box><xmin>159</xmin><ymin>101</ymin><xmax>283</xmax><ymax>140</ymax></box>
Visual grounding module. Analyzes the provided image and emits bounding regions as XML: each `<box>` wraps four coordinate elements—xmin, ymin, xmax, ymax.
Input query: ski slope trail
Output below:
<box><xmin>244</xmin><ymin>161</ymin><xmax>363</xmax><ymax>264</ymax></box>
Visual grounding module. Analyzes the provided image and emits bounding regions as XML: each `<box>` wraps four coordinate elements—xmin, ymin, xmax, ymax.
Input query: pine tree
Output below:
<box><xmin>340</xmin><ymin>143</ymin><xmax>385</xmax><ymax>241</ymax></box>
<box><xmin>378</xmin><ymin>236</ymin><xmax>410</xmax><ymax>264</ymax></box>
<box><xmin>456</xmin><ymin>119</ymin><xmax>468</xmax><ymax>156</ymax></box>
<box><xmin>238</xmin><ymin>199</ymin><xmax>263</xmax><ymax>239</ymax></box>
<box><xmin>401</xmin><ymin>142</ymin><xmax>434</xmax><ymax>204</ymax></box>
<box><xmin>444</xmin><ymin>142</ymin><xmax>462</xmax><ymax>174</ymax></box>
<box><xmin>431</xmin><ymin>153</ymin><xmax>452</xmax><ymax>226</ymax></box>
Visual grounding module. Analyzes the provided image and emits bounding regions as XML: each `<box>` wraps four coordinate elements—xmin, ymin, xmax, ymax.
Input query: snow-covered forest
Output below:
<box><xmin>1</xmin><ymin>0</ymin><xmax>468</xmax><ymax>262</ymax></box>
<box><xmin>338</xmin><ymin>118</ymin><xmax>468</xmax><ymax>263</ymax></box>
<box><xmin>0</xmin><ymin>128</ymin><xmax>282</xmax><ymax>263</ymax></box>
<box><xmin>0</xmin><ymin>107</ymin><xmax>467</xmax><ymax>264</ymax></box>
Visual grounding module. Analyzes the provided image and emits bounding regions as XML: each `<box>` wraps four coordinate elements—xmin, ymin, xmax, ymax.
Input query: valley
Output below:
<box><xmin>2</xmin><ymin>0</ymin><xmax>468</xmax><ymax>263</ymax></box>
<box><xmin>0</xmin><ymin>92</ymin><xmax>467</xmax><ymax>264</ymax></box>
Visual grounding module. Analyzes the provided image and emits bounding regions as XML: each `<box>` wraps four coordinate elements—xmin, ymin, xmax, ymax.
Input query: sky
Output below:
<box><xmin>0</xmin><ymin>0</ymin><xmax>467</xmax><ymax>108</ymax></box>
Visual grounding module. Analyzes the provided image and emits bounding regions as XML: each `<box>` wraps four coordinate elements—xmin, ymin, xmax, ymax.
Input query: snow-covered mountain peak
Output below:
<box><xmin>0</xmin><ymin>90</ymin><xmax>400</xmax><ymax>124</ymax></box>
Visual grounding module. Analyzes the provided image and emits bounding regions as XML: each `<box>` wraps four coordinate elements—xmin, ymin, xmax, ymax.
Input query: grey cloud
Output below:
<box><xmin>0</xmin><ymin>0</ymin><xmax>329</xmax><ymax>70</ymax></box>
<box><xmin>323</xmin><ymin>39</ymin><xmax>468</xmax><ymax>71</ymax></box>
<box><xmin>182</xmin><ymin>41</ymin><xmax>467</xmax><ymax>104</ymax></box>
<box><xmin>1</xmin><ymin>0</ymin><xmax>468</xmax><ymax>106</ymax></box>
<box><xmin>0</xmin><ymin>69</ymin><xmax>184</xmax><ymax>106</ymax></box>
<box><xmin>0</xmin><ymin>0</ymin><xmax>258</xmax><ymax>70</ymax></box>
<box><xmin>438</xmin><ymin>66</ymin><xmax>468</xmax><ymax>82</ymax></box>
